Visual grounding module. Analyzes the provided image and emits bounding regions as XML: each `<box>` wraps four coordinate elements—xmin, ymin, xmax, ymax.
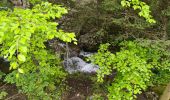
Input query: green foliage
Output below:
<box><xmin>0</xmin><ymin>71</ymin><xmax>5</xmax><ymax>80</ymax></box>
<box><xmin>101</xmin><ymin>0</ymin><xmax>122</xmax><ymax>11</ymax></box>
<box><xmin>121</xmin><ymin>0</ymin><xmax>156</xmax><ymax>23</ymax></box>
<box><xmin>0</xmin><ymin>0</ymin><xmax>13</xmax><ymax>9</ymax></box>
<box><xmin>90</xmin><ymin>39</ymin><xmax>170</xmax><ymax>100</ymax></box>
<box><xmin>100</xmin><ymin>0</ymin><xmax>155</xmax><ymax>43</ymax></box>
<box><xmin>163</xmin><ymin>6</ymin><xmax>170</xmax><ymax>16</ymax></box>
<box><xmin>0</xmin><ymin>2</ymin><xmax>76</xmax><ymax>99</ymax></box>
<box><xmin>152</xmin><ymin>70</ymin><xmax>170</xmax><ymax>85</ymax></box>
<box><xmin>0</xmin><ymin>91</ymin><xmax>8</xmax><ymax>99</ymax></box>
<box><xmin>90</xmin><ymin>43</ymin><xmax>115</xmax><ymax>83</ymax></box>
<box><xmin>29</xmin><ymin>0</ymin><xmax>47</xmax><ymax>5</ymax></box>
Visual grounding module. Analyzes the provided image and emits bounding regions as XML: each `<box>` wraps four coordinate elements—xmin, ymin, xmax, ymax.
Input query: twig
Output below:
<box><xmin>0</xmin><ymin>83</ymin><xmax>7</xmax><ymax>90</ymax></box>
<box><xmin>5</xmin><ymin>93</ymin><xmax>20</xmax><ymax>100</ymax></box>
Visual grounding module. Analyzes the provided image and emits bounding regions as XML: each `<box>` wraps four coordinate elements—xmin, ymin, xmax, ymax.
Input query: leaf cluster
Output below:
<box><xmin>121</xmin><ymin>0</ymin><xmax>156</xmax><ymax>23</ymax></box>
<box><xmin>0</xmin><ymin>2</ymin><xmax>76</xmax><ymax>99</ymax></box>
<box><xmin>90</xmin><ymin>39</ymin><xmax>170</xmax><ymax>100</ymax></box>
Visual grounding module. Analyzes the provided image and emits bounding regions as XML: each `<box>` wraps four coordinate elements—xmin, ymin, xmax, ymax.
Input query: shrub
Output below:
<box><xmin>90</xmin><ymin>39</ymin><xmax>170</xmax><ymax>100</ymax></box>
<box><xmin>0</xmin><ymin>2</ymin><xmax>76</xmax><ymax>99</ymax></box>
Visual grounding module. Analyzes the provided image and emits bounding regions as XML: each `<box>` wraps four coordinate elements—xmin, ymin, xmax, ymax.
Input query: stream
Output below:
<box><xmin>63</xmin><ymin>51</ymin><xmax>99</xmax><ymax>74</ymax></box>
<box><xmin>0</xmin><ymin>49</ymin><xmax>99</xmax><ymax>74</ymax></box>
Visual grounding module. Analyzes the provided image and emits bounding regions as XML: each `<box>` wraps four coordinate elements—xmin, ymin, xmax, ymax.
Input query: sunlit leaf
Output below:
<box><xmin>18</xmin><ymin>68</ymin><xmax>24</xmax><ymax>74</ymax></box>
<box><xmin>18</xmin><ymin>54</ymin><xmax>26</xmax><ymax>62</ymax></box>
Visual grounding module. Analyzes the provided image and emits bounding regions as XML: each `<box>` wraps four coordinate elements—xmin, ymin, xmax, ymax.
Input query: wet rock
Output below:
<box><xmin>79</xmin><ymin>51</ymin><xmax>95</xmax><ymax>58</ymax></box>
<box><xmin>145</xmin><ymin>92</ymin><xmax>159</xmax><ymax>100</ymax></box>
<box><xmin>48</xmin><ymin>39</ymin><xmax>81</xmax><ymax>59</ymax></box>
<box><xmin>0</xmin><ymin>57</ymin><xmax>10</xmax><ymax>73</ymax></box>
<box><xmin>79</xmin><ymin>32</ymin><xmax>105</xmax><ymax>51</ymax></box>
<box><xmin>68</xmin><ymin>44</ymin><xmax>81</xmax><ymax>57</ymax></box>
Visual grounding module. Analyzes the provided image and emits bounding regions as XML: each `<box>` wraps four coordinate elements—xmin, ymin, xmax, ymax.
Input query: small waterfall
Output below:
<box><xmin>63</xmin><ymin>57</ymin><xmax>99</xmax><ymax>74</ymax></box>
<box><xmin>48</xmin><ymin>40</ymin><xmax>99</xmax><ymax>74</ymax></box>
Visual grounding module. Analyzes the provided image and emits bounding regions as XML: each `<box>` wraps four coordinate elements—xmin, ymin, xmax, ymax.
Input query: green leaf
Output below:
<box><xmin>18</xmin><ymin>54</ymin><xmax>26</xmax><ymax>62</ymax></box>
<box><xmin>19</xmin><ymin>46</ymin><xmax>28</xmax><ymax>53</ymax></box>
<box><xmin>16</xmin><ymin>73</ymin><xmax>19</xmax><ymax>78</ymax></box>
<box><xmin>121</xmin><ymin>1</ymin><xmax>126</xmax><ymax>7</ymax></box>
<box><xmin>9</xmin><ymin>44</ymin><xmax>16</xmax><ymax>59</ymax></box>
<box><xmin>10</xmin><ymin>62</ymin><xmax>18</xmax><ymax>70</ymax></box>
<box><xmin>0</xmin><ymin>32</ymin><xmax>4</xmax><ymax>37</ymax></box>
<box><xmin>14</xmin><ymin>28</ymin><xmax>20</xmax><ymax>34</ymax></box>
<box><xmin>74</xmin><ymin>41</ymin><xmax>77</xmax><ymax>45</ymax></box>
<box><xmin>18</xmin><ymin>68</ymin><xmax>24</xmax><ymax>74</ymax></box>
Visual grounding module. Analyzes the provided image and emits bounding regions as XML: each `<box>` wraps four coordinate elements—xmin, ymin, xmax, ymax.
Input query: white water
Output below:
<box><xmin>63</xmin><ymin>57</ymin><xmax>99</xmax><ymax>74</ymax></box>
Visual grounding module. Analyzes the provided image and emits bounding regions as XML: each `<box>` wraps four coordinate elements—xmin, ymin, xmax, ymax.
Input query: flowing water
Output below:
<box><xmin>63</xmin><ymin>57</ymin><xmax>99</xmax><ymax>74</ymax></box>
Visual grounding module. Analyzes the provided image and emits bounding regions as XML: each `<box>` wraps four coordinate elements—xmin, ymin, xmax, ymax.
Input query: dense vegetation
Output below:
<box><xmin>90</xmin><ymin>40</ymin><xmax>170</xmax><ymax>99</ymax></box>
<box><xmin>0</xmin><ymin>0</ymin><xmax>170</xmax><ymax>100</ymax></box>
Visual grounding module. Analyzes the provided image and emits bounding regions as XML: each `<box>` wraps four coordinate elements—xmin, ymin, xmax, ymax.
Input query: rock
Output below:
<box><xmin>0</xmin><ymin>57</ymin><xmax>10</xmax><ymax>74</ymax></box>
<box><xmin>79</xmin><ymin>32</ymin><xmax>105</xmax><ymax>51</ymax></box>
<box><xmin>68</xmin><ymin>44</ymin><xmax>81</xmax><ymax>57</ymax></box>
<box><xmin>79</xmin><ymin>51</ymin><xmax>95</xmax><ymax>58</ymax></box>
<box><xmin>48</xmin><ymin>39</ymin><xmax>81</xmax><ymax>59</ymax></box>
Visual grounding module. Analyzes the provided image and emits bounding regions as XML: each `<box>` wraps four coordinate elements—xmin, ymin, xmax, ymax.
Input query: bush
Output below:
<box><xmin>90</xmin><ymin>39</ymin><xmax>170</xmax><ymax>100</ymax></box>
<box><xmin>0</xmin><ymin>2</ymin><xmax>76</xmax><ymax>99</ymax></box>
